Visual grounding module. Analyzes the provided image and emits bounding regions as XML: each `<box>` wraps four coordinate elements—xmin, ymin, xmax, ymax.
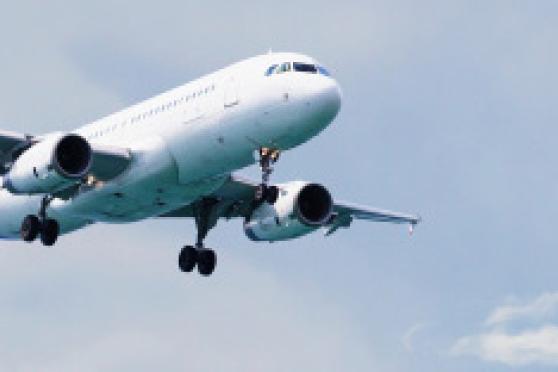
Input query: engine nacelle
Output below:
<box><xmin>244</xmin><ymin>181</ymin><xmax>333</xmax><ymax>242</ymax></box>
<box><xmin>3</xmin><ymin>133</ymin><xmax>92</xmax><ymax>194</ymax></box>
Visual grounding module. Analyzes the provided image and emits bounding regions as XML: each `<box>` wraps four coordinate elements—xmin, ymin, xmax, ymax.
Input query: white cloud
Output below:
<box><xmin>486</xmin><ymin>292</ymin><xmax>558</xmax><ymax>326</ymax></box>
<box><xmin>451</xmin><ymin>325</ymin><xmax>558</xmax><ymax>367</ymax></box>
<box><xmin>402</xmin><ymin>323</ymin><xmax>428</xmax><ymax>352</ymax></box>
<box><xmin>452</xmin><ymin>292</ymin><xmax>558</xmax><ymax>367</ymax></box>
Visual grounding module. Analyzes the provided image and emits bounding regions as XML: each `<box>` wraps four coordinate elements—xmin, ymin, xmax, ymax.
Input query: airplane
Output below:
<box><xmin>0</xmin><ymin>52</ymin><xmax>420</xmax><ymax>276</ymax></box>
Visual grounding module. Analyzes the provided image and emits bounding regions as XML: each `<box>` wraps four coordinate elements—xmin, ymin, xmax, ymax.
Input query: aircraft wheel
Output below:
<box><xmin>178</xmin><ymin>245</ymin><xmax>198</xmax><ymax>272</ymax></box>
<box><xmin>40</xmin><ymin>219</ymin><xmax>59</xmax><ymax>246</ymax></box>
<box><xmin>21</xmin><ymin>215</ymin><xmax>40</xmax><ymax>242</ymax></box>
<box><xmin>197</xmin><ymin>249</ymin><xmax>216</xmax><ymax>276</ymax></box>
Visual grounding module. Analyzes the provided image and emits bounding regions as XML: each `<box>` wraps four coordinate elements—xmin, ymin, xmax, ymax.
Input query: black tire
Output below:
<box><xmin>21</xmin><ymin>215</ymin><xmax>40</xmax><ymax>242</ymax></box>
<box><xmin>197</xmin><ymin>249</ymin><xmax>216</xmax><ymax>276</ymax></box>
<box><xmin>40</xmin><ymin>219</ymin><xmax>59</xmax><ymax>246</ymax></box>
<box><xmin>178</xmin><ymin>245</ymin><xmax>197</xmax><ymax>272</ymax></box>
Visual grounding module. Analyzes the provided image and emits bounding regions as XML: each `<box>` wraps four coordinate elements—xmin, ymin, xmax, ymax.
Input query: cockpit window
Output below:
<box><xmin>265</xmin><ymin>62</ymin><xmax>332</xmax><ymax>77</ymax></box>
<box><xmin>265</xmin><ymin>64</ymin><xmax>278</xmax><ymax>76</ymax></box>
<box><xmin>293</xmin><ymin>62</ymin><xmax>317</xmax><ymax>73</ymax></box>
<box><xmin>277</xmin><ymin>62</ymin><xmax>291</xmax><ymax>73</ymax></box>
<box><xmin>317</xmin><ymin>66</ymin><xmax>330</xmax><ymax>76</ymax></box>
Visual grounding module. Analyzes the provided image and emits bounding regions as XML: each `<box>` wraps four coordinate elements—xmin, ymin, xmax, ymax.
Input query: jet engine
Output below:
<box><xmin>244</xmin><ymin>181</ymin><xmax>333</xmax><ymax>242</ymax></box>
<box><xmin>3</xmin><ymin>133</ymin><xmax>92</xmax><ymax>194</ymax></box>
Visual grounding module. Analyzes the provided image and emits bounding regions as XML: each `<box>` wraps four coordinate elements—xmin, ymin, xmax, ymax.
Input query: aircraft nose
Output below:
<box><xmin>323</xmin><ymin>79</ymin><xmax>342</xmax><ymax>117</ymax></box>
<box><xmin>310</xmin><ymin>77</ymin><xmax>342</xmax><ymax>124</ymax></box>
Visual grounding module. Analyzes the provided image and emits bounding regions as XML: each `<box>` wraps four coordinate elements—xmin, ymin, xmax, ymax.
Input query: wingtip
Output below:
<box><xmin>409</xmin><ymin>215</ymin><xmax>421</xmax><ymax>235</ymax></box>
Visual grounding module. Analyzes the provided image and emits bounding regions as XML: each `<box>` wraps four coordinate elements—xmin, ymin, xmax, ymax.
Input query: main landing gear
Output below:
<box><xmin>178</xmin><ymin>148</ymin><xmax>282</xmax><ymax>277</ymax></box>
<box><xmin>20</xmin><ymin>196</ymin><xmax>60</xmax><ymax>246</ymax></box>
<box><xmin>254</xmin><ymin>147</ymin><xmax>280</xmax><ymax>205</ymax></box>
<box><xmin>178</xmin><ymin>198</ymin><xmax>219</xmax><ymax>276</ymax></box>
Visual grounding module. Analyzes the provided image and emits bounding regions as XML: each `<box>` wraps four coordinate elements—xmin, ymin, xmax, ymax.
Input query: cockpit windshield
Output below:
<box><xmin>265</xmin><ymin>62</ymin><xmax>331</xmax><ymax>77</ymax></box>
<box><xmin>293</xmin><ymin>62</ymin><xmax>317</xmax><ymax>73</ymax></box>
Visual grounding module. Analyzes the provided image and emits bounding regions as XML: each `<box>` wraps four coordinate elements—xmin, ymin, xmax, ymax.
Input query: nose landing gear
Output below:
<box><xmin>255</xmin><ymin>147</ymin><xmax>280</xmax><ymax>205</ymax></box>
<box><xmin>20</xmin><ymin>195</ymin><xmax>60</xmax><ymax>246</ymax></box>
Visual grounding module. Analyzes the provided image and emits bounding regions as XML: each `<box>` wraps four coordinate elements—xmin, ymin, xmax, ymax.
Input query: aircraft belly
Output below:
<box><xmin>68</xmin><ymin>176</ymin><xmax>226</xmax><ymax>223</ymax></box>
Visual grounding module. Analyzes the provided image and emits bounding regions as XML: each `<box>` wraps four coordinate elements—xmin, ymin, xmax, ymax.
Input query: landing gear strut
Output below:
<box><xmin>255</xmin><ymin>147</ymin><xmax>280</xmax><ymax>204</ymax></box>
<box><xmin>177</xmin><ymin>148</ymin><xmax>282</xmax><ymax>276</ymax></box>
<box><xmin>20</xmin><ymin>195</ymin><xmax>60</xmax><ymax>246</ymax></box>
<box><xmin>178</xmin><ymin>198</ymin><xmax>219</xmax><ymax>276</ymax></box>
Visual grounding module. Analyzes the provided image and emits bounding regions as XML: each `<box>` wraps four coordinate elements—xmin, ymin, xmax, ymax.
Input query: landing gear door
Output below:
<box><xmin>224</xmin><ymin>77</ymin><xmax>239</xmax><ymax>108</ymax></box>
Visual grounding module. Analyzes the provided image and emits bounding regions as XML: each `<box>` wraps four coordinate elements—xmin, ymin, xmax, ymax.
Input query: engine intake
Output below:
<box><xmin>244</xmin><ymin>181</ymin><xmax>333</xmax><ymax>242</ymax></box>
<box><xmin>296</xmin><ymin>183</ymin><xmax>333</xmax><ymax>226</ymax></box>
<box><xmin>4</xmin><ymin>133</ymin><xmax>92</xmax><ymax>194</ymax></box>
<box><xmin>53</xmin><ymin>134</ymin><xmax>92</xmax><ymax>178</ymax></box>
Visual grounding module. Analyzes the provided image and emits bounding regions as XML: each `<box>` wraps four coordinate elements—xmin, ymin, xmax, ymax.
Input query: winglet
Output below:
<box><xmin>408</xmin><ymin>215</ymin><xmax>421</xmax><ymax>236</ymax></box>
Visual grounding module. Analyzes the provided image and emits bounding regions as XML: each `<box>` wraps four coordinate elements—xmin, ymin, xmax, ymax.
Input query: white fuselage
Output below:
<box><xmin>0</xmin><ymin>52</ymin><xmax>341</xmax><ymax>239</ymax></box>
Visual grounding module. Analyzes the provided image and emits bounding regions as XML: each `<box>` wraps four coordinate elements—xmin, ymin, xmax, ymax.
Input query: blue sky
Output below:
<box><xmin>0</xmin><ymin>1</ymin><xmax>557</xmax><ymax>371</ymax></box>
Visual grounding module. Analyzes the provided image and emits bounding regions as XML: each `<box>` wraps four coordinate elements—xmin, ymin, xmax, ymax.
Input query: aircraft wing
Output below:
<box><xmin>161</xmin><ymin>175</ymin><xmax>421</xmax><ymax>235</ymax></box>
<box><xmin>0</xmin><ymin>130</ymin><xmax>33</xmax><ymax>174</ymax></box>
<box><xmin>88</xmin><ymin>143</ymin><xmax>132</xmax><ymax>181</ymax></box>
<box><xmin>328</xmin><ymin>202</ymin><xmax>421</xmax><ymax>236</ymax></box>
<box><xmin>0</xmin><ymin>130</ymin><xmax>29</xmax><ymax>152</ymax></box>
<box><xmin>0</xmin><ymin>130</ymin><xmax>131</xmax><ymax>181</ymax></box>
<box><xmin>160</xmin><ymin>175</ymin><xmax>255</xmax><ymax>219</ymax></box>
